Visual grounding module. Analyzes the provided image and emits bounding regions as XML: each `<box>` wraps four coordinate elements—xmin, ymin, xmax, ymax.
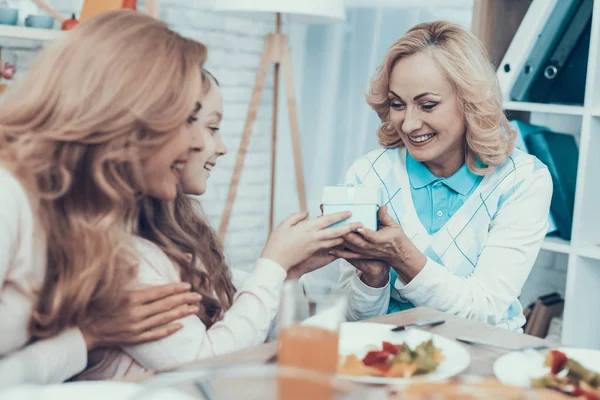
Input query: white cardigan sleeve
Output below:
<box><xmin>0</xmin><ymin>170</ymin><xmax>88</xmax><ymax>386</ymax></box>
<box><xmin>122</xmin><ymin>240</ymin><xmax>286</xmax><ymax>370</ymax></box>
<box><xmin>337</xmin><ymin>260</ymin><xmax>390</xmax><ymax>321</ymax></box>
<box><xmin>394</xmin><ymin>167</ymin><xmax>553</xmax><ymax>327</ymax></box>
<box><xmin>0</xmin><ymin>329</ymin><xmax>88</xmax><ymax>388</ymax></box>
<box><xmin>0</xmin><ymin>171</ymin><xmax>32</xmax><ymax>354</ymax></box>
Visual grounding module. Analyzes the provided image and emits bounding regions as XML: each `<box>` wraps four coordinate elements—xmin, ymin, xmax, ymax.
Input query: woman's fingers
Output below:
<box><xmin>330</xmin><ymin>248</ymin><xmax>364</xmax><ymax>260</ymax></box>
<box><xmin>320</xmin><ymin>238</ymin><xmax>344</xmax><ymax>249</ymax></box>
<box><xmin>125</xmin><ymin>323</ymin><xmax>184</xmax><ymax>345</ymax></box>
<box><xmin>137</xmin><ymin>291</ymin><xmax>202</xmax><ymax>320</ymax></box>
<box><xmin>312</xmin><ymin>211</ymin><xmax>352</xmax><ymax>230</ymax></box>
<box><xmin>343</xmin><ymin>232</ymin><xmax>371</xmax><ymax>250</ymax></box>
<box><xmin>282</xmin><ymin>210</ymin><xmax>309</xmax><ymax>227</ymax></box>
<box><xmin>318</xmin><ymin>222</ymin><xmax>362</xmax><ymax>240</ymax></box>
<box><xmin>133</xmin><ymin>303</ymin><xmax>199</xmax><ymax>334</ymax></box>
<box><xmin>355</xmin><ymin>227</ymin><xmax>380</xmax><ymax>243</ymax></box>
<box><xmin>378</xmin><ymin>205</ymin><xmax>399</xmax><ymax>227</ymax></box>
<box><xmin>129</xmin><ymin>282</ymin><xmax>192</xmax><ymax>305</ymax></box>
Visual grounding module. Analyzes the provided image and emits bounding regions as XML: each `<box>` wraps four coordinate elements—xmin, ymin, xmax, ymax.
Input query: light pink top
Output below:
<box><xmin>77</xmin><ymin>238</ymin><xmax>286</xmax><ymax>380</ymax></box>
<box><xmin>0</xmin><ymin>167</ymin><xmax>285</xmax><ymax>384</ymax></box>
<box><xmin>0</xmin><ymin>168</ymin><xmax>87</xmax><ymax>387</ymax></box>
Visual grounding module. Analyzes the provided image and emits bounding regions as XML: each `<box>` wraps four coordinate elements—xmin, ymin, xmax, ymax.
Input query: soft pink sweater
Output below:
<box><xmin>0</xmin><ymin>167</ymin><xmax>286</xmax><ymax>384</ymax></box>
<box><xmin>77</xmin><ymin>238</ymin><xmax>286</xmax><ymax>380</ymax></box>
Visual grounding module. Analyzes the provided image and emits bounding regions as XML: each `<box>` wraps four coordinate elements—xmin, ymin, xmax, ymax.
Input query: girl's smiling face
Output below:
<box><xmin>181</xmin><ymin>79</ymin><xmax>226</xmax><ymax>195</ymax></box>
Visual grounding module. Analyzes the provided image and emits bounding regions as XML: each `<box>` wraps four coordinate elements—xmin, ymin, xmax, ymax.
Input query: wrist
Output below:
<box><xmin>260</xmin><ymin>251</ymin><xmax>290</xmax><ymax>272</ymax></box>
<box><xmin>360</xmin><ymin>268</ymin><xmax>389</xmax><ymax>288</ymax></box>
<box><xmin>391</xmin><ymin>250</ymin><xmax>427</xmax><ymax>283</ymax></box>
<box><xmin>285</xmin><ymin>268</ymin><xmax>302</xmax><ymax>281</ymax></box>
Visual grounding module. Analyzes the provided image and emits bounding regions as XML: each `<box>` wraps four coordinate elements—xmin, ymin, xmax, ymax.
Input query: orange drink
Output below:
<box><xmin>276</xmin><ymin>280</ymin><xmax>347</xmax><ymax>400</ymax></box>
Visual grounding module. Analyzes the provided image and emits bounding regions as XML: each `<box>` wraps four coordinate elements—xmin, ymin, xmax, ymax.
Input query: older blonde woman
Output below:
<box><xmin>334</xmin><ymin>21</ymin><xmax>552</xmax><ymax>332</ymax></box>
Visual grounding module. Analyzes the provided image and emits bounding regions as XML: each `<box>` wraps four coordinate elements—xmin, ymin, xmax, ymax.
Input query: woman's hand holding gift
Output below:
<box><xmin>331</xmin><ymin>206</ymin><xmax>427</xmax><ymax>285</ymax></box>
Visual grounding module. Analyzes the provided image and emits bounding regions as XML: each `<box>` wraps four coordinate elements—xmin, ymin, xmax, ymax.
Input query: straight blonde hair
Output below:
<box><xmin>0</xmin><ymin>10</ymin><xmax>207</xmax><ymax>338</ymax></box>
<box><xmin>366</xmin><ymin>21</ymin><xmax>515</xmax><ymax>174</ymax></box>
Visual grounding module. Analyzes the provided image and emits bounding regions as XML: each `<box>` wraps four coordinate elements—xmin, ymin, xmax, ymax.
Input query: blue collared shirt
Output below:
<box><xmin>406</xmin><ymin>153</ymin><xmax>483</xmax><ymax>235</ymax></box>
<box><xmin>388</xmin><ymin>152</ymin><xmax>484</xmax><ymax>314</ymax></box>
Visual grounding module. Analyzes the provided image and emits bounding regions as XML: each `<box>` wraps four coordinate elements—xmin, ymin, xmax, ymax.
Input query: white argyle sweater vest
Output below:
<box><xmin>344</xmin><ymin>147</ymin><xmax>547</xmax><ymax>329</ymax></box>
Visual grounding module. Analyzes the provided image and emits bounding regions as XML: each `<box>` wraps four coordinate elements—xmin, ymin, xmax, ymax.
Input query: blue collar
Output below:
<box><xmin>406</xmin><ymin>152</ymin><xmax>480</xmax><ymax>195</ymax></box>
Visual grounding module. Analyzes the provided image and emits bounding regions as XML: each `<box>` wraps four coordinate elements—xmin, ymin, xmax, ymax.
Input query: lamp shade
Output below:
<box><xmin>212</xmin><ymin>0</ymin><xmax>345</xmax><ymax>24</ymax></box>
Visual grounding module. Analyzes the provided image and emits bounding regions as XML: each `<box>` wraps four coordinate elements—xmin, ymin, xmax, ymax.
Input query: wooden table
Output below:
<box><xmin>134</xmin><ymin>306</ymin><xmax>554</xmax><ymax>381</ymax></box>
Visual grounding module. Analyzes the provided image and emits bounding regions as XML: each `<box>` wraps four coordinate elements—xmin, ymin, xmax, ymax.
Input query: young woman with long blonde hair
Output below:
<box><xmin>75</xmin><ymin>71</ymin><xmax>359</xmax><ymax>379</ymax></box>
<box><xmin>0</xmin><ymin>10</ymin><xmax>214</xmax><ymax>385</ymax></box>
<box><xmin>334</xmin><ymin>21</ymin><xmax>552</xmax><ymax>331</ymax></box>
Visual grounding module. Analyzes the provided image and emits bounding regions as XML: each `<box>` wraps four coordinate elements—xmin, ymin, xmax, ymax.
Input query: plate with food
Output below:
<box><xmin>336</xmin><ymin>322</ymin><xmax>471</xmax><ymax>385</ymax></box>
<box><xmin>384</xmin><ymin>377</ymin><xmax>569</xmax><ymax>399</ymax></box>
<box><xmin>494</xmin><ymin>348</ymin><xmax>600</xmax><ymax>398</ymax></box>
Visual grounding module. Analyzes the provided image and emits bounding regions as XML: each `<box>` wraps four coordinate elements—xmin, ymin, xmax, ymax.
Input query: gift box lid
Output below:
<box><xmin>321</xmin><ymin>184</ymin><xmax>380</xmax><ymax>205</ymax></box>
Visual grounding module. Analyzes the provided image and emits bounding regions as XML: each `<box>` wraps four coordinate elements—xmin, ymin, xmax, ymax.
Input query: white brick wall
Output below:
<box><xmin>1</xmin><ymin>0</ymin><xmax>277</xmax><ymax>271</ymax></box>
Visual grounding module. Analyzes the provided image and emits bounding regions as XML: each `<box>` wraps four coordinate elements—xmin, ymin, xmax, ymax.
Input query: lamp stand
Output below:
<box><xmin>219</xmin><ymin>12</ymin><xmax>307</xmax><ymax>240</ymax></box>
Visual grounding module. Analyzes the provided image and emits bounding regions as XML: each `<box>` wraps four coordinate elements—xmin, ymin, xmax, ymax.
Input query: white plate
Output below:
<box><xmin>0</xmin><ymin>381</ymin><xmax>195</xmax><ymax>400</ymax></box>
<box><xmin>494</xmin><ymin>347</ymin><xmax>600</xmax><ymax>388</ymax></box>
<box><xmin>337</xmin><ymin>322</ymin><xmax>471</xmax><ymax>385</ymax></box>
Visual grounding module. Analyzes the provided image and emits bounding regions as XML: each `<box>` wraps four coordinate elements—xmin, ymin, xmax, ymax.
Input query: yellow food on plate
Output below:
<box><xmin>338</xmin><ymin>354</ymin><xmax>384</xmax><ymax>377</ymax></box>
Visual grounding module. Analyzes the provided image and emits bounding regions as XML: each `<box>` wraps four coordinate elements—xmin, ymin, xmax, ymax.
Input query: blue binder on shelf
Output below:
<box><xmin>510</xmin><ymin>0</ymin><xmax>582</xmax><ymax>102</ymax></box>
<box><xmin>509</xmin><ymin>120</ymin><xmax>558</xmax><ymax>235</ymax></box>
<box><xmin>528</xmin><ymin>0</ymin><xmax>593</xmax><ymax>105</ymax></box>
<box><xmin>525</xmin><ymin>131</ymin><xmax>578</xmax><ymax>241</ymax></box>
<box><xmin>497</xmin><ymin>0</ymin><xmax>558</xmax><ymax>101</ymax></box>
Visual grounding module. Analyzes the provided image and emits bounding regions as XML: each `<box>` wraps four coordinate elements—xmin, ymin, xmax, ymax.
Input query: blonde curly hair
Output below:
<box><xmin>365</xmin><ymin>21</ymin><xmax>515</xmax><ymax>174</ymax></box>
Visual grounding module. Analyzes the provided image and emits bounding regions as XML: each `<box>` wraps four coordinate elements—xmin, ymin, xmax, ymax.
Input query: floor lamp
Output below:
<box><xmin>212</xmin><ymin>0</ymin><xmax>345</xmax><ymax>240</ymax></box>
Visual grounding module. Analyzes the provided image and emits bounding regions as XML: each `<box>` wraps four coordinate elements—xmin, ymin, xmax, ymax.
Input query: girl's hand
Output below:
<box><xmin>261</xmin><ymin>211</ymin><xmax>362</xmax><ymax>271</ymax></box>
<box><xmin>81</xmin><ymin>282</ymin><xmax>202</xmax><ymax>350</ymax></box>
<box><xmin>286</xmin><ymin>249</ymin><xmax>339</xmax><ymax>281</ymax></box>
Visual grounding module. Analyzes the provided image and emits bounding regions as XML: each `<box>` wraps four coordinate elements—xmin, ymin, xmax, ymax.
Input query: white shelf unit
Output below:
<box><xmin>540</xmin><ymin>236</ymin><xmax>572</xmax><ymax>255</ymax></box>
<box><xmin>501</xmin><ymin>0</ymin><xmax>600</xmax><ymax>349</ymax></box>
<box><xmin>0</xmin><ymin>24</ymin><xmax>62</xmax><ymax>41</ymax></box>
<box><xmin>504</xmin><ymin>101</ymin><xmax>585</xmax><ymax>116</ymax></box>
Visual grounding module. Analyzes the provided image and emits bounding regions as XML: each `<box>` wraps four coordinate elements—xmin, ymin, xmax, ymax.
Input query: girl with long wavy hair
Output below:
<box><xmin>75</xmin><ymin>71</ymin><xmax>360</xmax><ymax>379</ymax></box>
<box><xmin>0</xmin><ymin>10</ymin><xmax>215</xmax><ymax>385</ymax></box>
<box><xmin>334</xmin><ymin>21</ymin><xmax>552</xmax><ymax>331</ymax></box>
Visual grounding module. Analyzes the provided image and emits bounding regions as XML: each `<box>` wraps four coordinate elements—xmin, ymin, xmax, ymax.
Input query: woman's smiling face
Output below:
<box><xmin>388</xmin><ymin>51</ymin><xmax>467</xmax><ymax>176</ymax></box>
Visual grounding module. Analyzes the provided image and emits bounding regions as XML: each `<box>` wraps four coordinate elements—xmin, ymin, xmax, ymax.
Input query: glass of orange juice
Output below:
<box><xmin>276</xmin><ymin>278</ymin><xmax>347</xmax><ymax>400</ymax></box>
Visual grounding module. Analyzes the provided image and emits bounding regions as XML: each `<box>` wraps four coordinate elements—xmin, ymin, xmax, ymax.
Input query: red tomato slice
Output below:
<box><xmin>550</xmin><ymin>350</ymin><xmax>569</xmax><ymax>374</ymax></box>
<box><xmin>584</xmin><ymin>390</ymin><xmax>600</xmax><ymax>400</ymax></box>
<box><xmin>382</xmin><ymin>341</ymin><xmax>403</xmax><ymax>355</ymax></box>
<box><xmin>362</xmin><ymin>351</ymin><xmax>390</xmax><ymax>366</ymax></box>
<box><xmin>572</xmin><ymin>387</ymin><xmax>586</xmax><ymax>396</ymax></box>
<box><xmin>370</xmin><ymin>362</ymin><xmax>391</xmax><ymax>373</ymax></box>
